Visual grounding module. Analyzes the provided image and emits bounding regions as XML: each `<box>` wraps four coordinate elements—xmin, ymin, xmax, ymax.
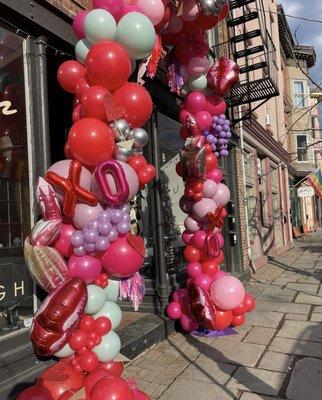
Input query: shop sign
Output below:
<box><xmin>297</xmin><ymin>187</ymin><xmax>315</xmax><ymax>198</ymax></box>
<box><xmin>0</xmin><ymin>262</ymin><xmax>33</xmax><ymax>304</ymax></box>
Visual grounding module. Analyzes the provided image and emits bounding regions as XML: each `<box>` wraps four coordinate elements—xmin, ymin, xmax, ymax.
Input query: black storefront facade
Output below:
<box><xmin>0</xmin><ymin>2</ymin><xmax>245</xmax><ymax>397</ymax></box>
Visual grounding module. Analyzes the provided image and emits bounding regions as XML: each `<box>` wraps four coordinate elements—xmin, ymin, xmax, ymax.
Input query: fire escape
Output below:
<box><xmin>225</xmin><ymin>0</ymin><xmax>279</xmax><ymax>122</ymax></box>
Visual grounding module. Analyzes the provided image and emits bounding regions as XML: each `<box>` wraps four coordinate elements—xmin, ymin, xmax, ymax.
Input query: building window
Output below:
<box><xmin>297</xmin><ymin>135</ymin><xmax>308</xmax><ymax>161</ymax></box>
<box><xmin>293</xmin><ymin>80</ymin><xmax>306</xmax><ymax>108</ymax></box>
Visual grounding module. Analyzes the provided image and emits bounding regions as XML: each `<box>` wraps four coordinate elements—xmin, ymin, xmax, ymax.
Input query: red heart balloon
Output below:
<box><xmin>17</xmin><ymin>386</ymin><xmax>54</xmax><ymax>400</ymax></box>
<box><xmin>207</xmin><ymin>56</ymin><xmax>240</xmax><ymax>97</ymax></box>
<box><xmin>188</xmin><ymin>283</ymin><xmax>216</xmax><ymax>330</ymax></box>
<box><xmin>104</xmin><ymin>91</ymin><xmax>126</xmax><ymax>121</ymax></box>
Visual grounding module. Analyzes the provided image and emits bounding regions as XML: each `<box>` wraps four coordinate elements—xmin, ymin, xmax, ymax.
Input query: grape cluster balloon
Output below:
<box><xmin>71</xmin><ymin>205</ymin><xmax>131</xmax><ymax>256</ymax></box>
<box><xmin>203</xmin><ymin>114</ymin><xmax>231</xmax><ymax>158</ymax></box>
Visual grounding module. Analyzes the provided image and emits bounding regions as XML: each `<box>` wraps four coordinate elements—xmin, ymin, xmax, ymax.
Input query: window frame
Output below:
<box><xmin>293</xmin><ymin>79</ymin><xmax>306</xmax><ymax>108</ymax></box>
<box><xmin>296</xmin><ymin>134</ymin><xmax>309</xmax><ymax>162</ymax></box>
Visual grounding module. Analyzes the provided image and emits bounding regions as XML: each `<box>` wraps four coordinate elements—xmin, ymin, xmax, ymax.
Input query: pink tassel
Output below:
<box><xmin>120</xmin><ymin>272</ymin><xmax>146</xmax><ymax>311</ymax></box>
<box><xmin>147</xmin><ymin>35</ymin><xmax>163</xmax><ymax>78</ymax></box>
<box><xmin>168</xmin><ymin>54</ymin><xmax>184</xmax><ymax>94</ymax></box>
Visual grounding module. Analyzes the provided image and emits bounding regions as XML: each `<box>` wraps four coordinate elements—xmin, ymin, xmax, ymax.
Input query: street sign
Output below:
<box><xmin>297</xmin><ymin>186</ymin><xmax>315</xmax><ymax>198</ymax></box>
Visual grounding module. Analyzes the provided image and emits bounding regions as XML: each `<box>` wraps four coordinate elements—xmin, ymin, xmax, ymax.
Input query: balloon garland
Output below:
<box><xmin>18</xmin><ymin>1</ymin><xmax>255</xmax><ymax>399</ymax></box>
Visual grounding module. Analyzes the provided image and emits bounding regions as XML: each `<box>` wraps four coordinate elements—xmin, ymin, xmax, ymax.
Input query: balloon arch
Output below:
<box><xmin>19</xmin><ymin>1</ymin><xmax>255</xmax><ymax>399</ymax></box>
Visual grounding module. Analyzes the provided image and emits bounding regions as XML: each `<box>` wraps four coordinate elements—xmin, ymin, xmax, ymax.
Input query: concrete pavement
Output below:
<box><xmin>124</xmin><ymin>230</ymin><xmax>322</xmax><ymax>399</ymax></box>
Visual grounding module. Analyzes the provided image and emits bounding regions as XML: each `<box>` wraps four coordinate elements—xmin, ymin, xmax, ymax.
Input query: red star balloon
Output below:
<box><xmin>45</xmin><ymin>160</ymin><xmax>98</xmax><ymax>217</ymax></box>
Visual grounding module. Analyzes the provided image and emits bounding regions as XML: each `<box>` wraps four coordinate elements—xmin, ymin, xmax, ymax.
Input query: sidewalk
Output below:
<box><xmin>124</xmin><ymin>230</ymin><xmax>322</xmax><ymax>400</ymax></box>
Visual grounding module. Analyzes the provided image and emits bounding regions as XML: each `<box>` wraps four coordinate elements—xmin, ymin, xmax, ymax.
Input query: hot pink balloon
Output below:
<box><xmin>68</xmin><ymin>255</ymin><xmax>102</xmax><ymax>284</ymax></box>
<box><xmin>187</xmin><ymin>262</ymin><xmax>202</xmax><ymax>278</ymax></box>
<box><xmin>53</xmin><ymin>223</ymin><xmax>75</xmax><ymax>258</ymax></box>
<box><xmin>184</xmin><ymin>92</ymin><xmax>206</xmax><ymax>114</ymax></box>
<box><xmin>212</xmin><ymin>270</ymin><xmax>227</xmax><ymax>281</ymax></box>
<box><xmin>172</xmin><ymin>288</ymin><xmax>187</xmax><ymax>302</ymax></box>
<box><xmin>180</xmin><ymin>314</ymin><xmax>198</xmax><ymax>332</ymax></box>
<box><xmin>203</xmin><ymin>179</ymin><xmax>218</xmax><ymax>198</ymax></box>
<box><xmin>168</xmin><ymin>16</ymin><xmax>183</xmax><ymax>34</ymax></box>
<box><xmin>205</xmin><ymin>95</ymin><xmax>227</xmax><ymax>116</ymax></box>
<box><xmin>137</xmin><ymin>0</ymin><xmax>165</xmax><ymax>25</ymax></box>
<box><xmin>73</xmin><ymin>203</ymin><xmax>104</xmax><ymax>229</ymax></box>
<box><xmin>122</xmin><ymin>4</ymin><xmax>141</xmax><ymax>14</ymax></box>
<box><xmin>194</xmin><ymin>273</ymin><xmax>212</xmax><ymax>291</ymax></box>
<box><xmin>190</xmin><ymin>230</ymin><xmax>207</xmax><ymax>249</ymax></box>
<box><xmin>195</xmin><ymin>111</ymin><xmax>212</xmax><ymax>130</ymax></box>
<box><xmin>207</xmin><ymin>168</ymin><xmax>223</xmax><ymax>183</ymax></box>
<box><xmin>192</xmin><ymin>198</ymin><xmax>217</xmax><ymax>220</ymax></box>
<box><xmin>179</xmin><ymin>108</ymin><xmax>190</xmax><ymax>125</ymax></box>
<box><xmin>92</xmin><ymin>0</ymin><xmax>124</xmax><ymax>21</ymax></box>
<box><xmin>213</xmin><ymin>183</ymin><xmax>230</xmax><ymax>206</ymax></box>
<box><xmin>184</xmin><ymin>215</ymin><xmax>201</xmax><ymax>233</ymax></box>
<box><xmin>182</xmin><ymin>0</ymin><xmax>199</xmax><ymax>21</ymax></box>
<box><xmin>210</xmin><ymin>275</ymin><xmax>245</xmax><ymax>310</ymax></box>
<box><xmin>167</xmin><ymin>301</ymin><xmax>182</xmax><ymax>319</ymax></box>
<box><xmin>217</xmin><ymin>233</ymin><xmax>224</xmax><ymax>248</ymax></box>
<box><xmin>182</xmin><ymin>230</ymin><xmax>193</xmax><ymax>245</ymax></box>
<box><xmin>73</xmin><ymin>10</ymin><xmax>89</xmax><ymax>40</ymax></box>
<box><xmin>187</xmin><ymin>57</ymin><xmax>210</xmax><ymax>76</ymax></box>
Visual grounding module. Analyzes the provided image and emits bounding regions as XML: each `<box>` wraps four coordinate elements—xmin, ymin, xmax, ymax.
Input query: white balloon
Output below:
<box><xmin>93</xmin><ymin>331</ymin><xmax>121</xmax><ymax>362</ymax></box>
<box><xmin>84</xmin><ymin>9</ymin><xmax>117</xmax><ymax>44</ymax></box>
<box><xmin>94</xmin><ymin>300</ymin><xmax>122</xmax><ymax>330</ymax></box>
<box><xmin>75</xmin><ymin>39</ymin><xmax>91</xmax><ymax>64</ymax></box>
<box><xmin>54</xmin><ymin>343</ymin><xmax>74</xmax><ymax>358</ymax></box>
<box><xmin>103</xmin><ymin>278</ymin><xmax>120</xmax><ymax>302</ymax></box>
<box><xmin>85</xmin><ymin>284</ymin><xmax>106</xmax><ymax>315</ymax></box>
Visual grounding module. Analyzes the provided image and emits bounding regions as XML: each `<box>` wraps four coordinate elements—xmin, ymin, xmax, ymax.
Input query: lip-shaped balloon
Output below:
<box><xmin>207</xmin><ymin>56</ymin><xmax>239</xmax><ymax>97</ymax></box>
<box><xmin>36</xmin><ymin>177</ymin><xmax>61</xmax><ymax>220</ymax></box>
<box><xmin>24</xmin><ymin>237</ymin><xmax>70</xmax><ymax>292</ymax></box>
<box><xmin>31</xmin><ymin>277</ymin><xmax>87</xmax><ymax>357</ymax></box>
<box><xmin>188</xmin><ymin>283</ymin><xmax>216</xmax><ymax>330</ymax></box>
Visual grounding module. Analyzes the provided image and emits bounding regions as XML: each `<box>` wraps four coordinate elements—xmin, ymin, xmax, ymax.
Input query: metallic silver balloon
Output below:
<box><xmin>129</xmin><ymin>128</ymin><xmax>149</xmax><ymax>149</ymax></box>
<box><xmin>114</xmin><ymin>145</ymin><xmax>133</xmax><ymax>162</ymax></box>
<box><xmin>109</xmin><ymin>119</ymin><xmax>131</xmax><ymax>142</ymax></box>
<box><xmin>133</xmin><ymin>148</ymin><xmax>144</xmax><ymax>156</ymax></box>
<box><xmin>199</xmin><ymin>0</ymin><xmax>227</xmax><ymax>16</ymax></box>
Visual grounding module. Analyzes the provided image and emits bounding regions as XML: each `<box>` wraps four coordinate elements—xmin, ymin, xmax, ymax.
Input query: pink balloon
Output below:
<box><xmin>194</xmin><ymin>273</ymin><xmax>213</xmax><ymax>291</ymax></box>
<box><xmin>207</xmin><ymin>168</ymin><xmax>223</xmax><ymax>183</ymax></box>
<box><xmin>168</xmin><ymin>16</ymin><xmax>183</xmax><ymax>34</ymax></box>
<box><xmin>167</xmin><ymin>301</ymin><xmax>182</xmax><ymax>319</ymax></box>
<box><xmin>137</xmin><ymin>0</ymin><xmax>165</xmax><ymax>25</ymax></box>
<box><xmin>205</xmin><ymin>95</ymin><xmax>227</xmax><ymax>116</ymax></box>
<box><xmin>92</xmin><ymin>0</ymin><xmax>124</xmax><ymax>21</ymax></box>
<box><xmin>195</xmin><ymin>111</ymin><xmax>212</xmax><ymax>130</ymax></box>
<box><xmin>202</xmin><ymin>179</ymin><xmax>218</xmax><ymax>198</ymax></box>
<box><xmin>182</xmin><ymin>0</ymin><xmax>199</xmax><ymax>21</ymax></box>
<box><xmin>192</xmin><ymin>198</ymin><xmax>217</xmax><ymax>220</ymax></box>
<box><xmin>180</xmin><ymin>314</ymin><xmax>198</xmax><ymax>332</ymax></box>
<box><xmin>68</xmin><ymin>255</ymin><xmax>102</xmax><ymax>284</ymax></box>
<box><xmin>213</xmin><ymin>183</ymin><xmax>230</xmax><ymax>206</ymax></box>
<box><xmin>182</xmin><ymin>230</ymin><xmax>193</xmax><ymax>245</ymax></box>
<box><xmin>187</xmin><ymin>262</ymin><xmax>202</xmax><ymax>278</ymax></box>
<box><xmin>190</xmin><ymin>230</ymin><xmax>207</xmax><ymax>249</ymax></box>
<box><xmin>53</xmin><ymin>223</ymin><xmax>75</xmax><ymax>258</ymax></box>
<box><xmin>73</xmin><ymin>10</ymin><xmax>89</xmax><ymax>40</ymax></box>
<box><xmin>179</xmin><ymin>108</ymin><xmax>190</xmax><ymax>125</ymax></box>
<box><xmin>73</xmin><ymin>203</ymin><xmax>104</xmax><ymax>229</ymax></box>
<box><xmin>212</xmin><ymin>270</ymin><xmax>227</xmax><ymax>281</ymax></box>
<box><xmin>100</xmin><ymin>234</ymin><xmax>144</xmax><ymax>277</ymax></box>
<box><xmin>172</xmin><ymin>288</ymin><xmax>187</xmax><ymax>302</ymax></box>
<box><xmin>122</xmin><ymin>4</ymin><xmax>141</xmax><ymax>14</ymax></box>
<box><xmin>217</xmin><ymin>233</ymin><xmax>224</xmax><ymax>248</ymax></box>
<box><xmin>187</xmin><ymin>57</ymin><xmax>210</xmax><ymax>76</ymax></box>
<box><xmin>184</xmin><ymin>92</ymin><xmax>206</xmax><ymax>114</ymax></box>
<box><xmin>184</xmin><ymin>215</ymin><xmax>201</xmax><ymax>233</ymax></box>
<box><xmin>210</xmin><ymin>275</ymin><xmax>246</xmax><ymax>310</ymax></box>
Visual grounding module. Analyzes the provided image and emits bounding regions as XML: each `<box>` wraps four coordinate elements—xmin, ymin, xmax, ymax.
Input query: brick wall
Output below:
<box><xmin>44</xmin><ymin>0</ymin><xmax>92</xmax><ymax>17</ymax></box>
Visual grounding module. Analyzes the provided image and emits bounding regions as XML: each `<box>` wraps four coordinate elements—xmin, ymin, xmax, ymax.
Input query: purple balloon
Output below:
<box><xmin>120</xmin><ymin>204</ymin><xmax>130</xmax><ymax>213</ymax></box>
<box><xmin>87</xmin><ymin>219</ymin><xmax>99</xmax><ymax>230</ymax></box>
<box><xmin>96</xmin><ymin>236</ymin><xmax>110</xmax><ymax>252</ymax></box>
<box><xmin>219</xmin><ymin>114</ymin><xmax>226</xmax><ymax>119</ymax></box>
<box><xmin>98</xmin><ymin>221</ymin><xmax>112</xmax><ymax>236</ymax></box>
<box><xmin>206</xmin><ymin>134</ymin><xmax>216</xmax><ymax>144</ymax></box>
<box><xmin>110</xmin><ymin>210</ymin><xmax>123</xmax><ymax>224</ymax></box>
<box><xmin>215</xmin><ymin>125</ymin><xmax>223</xmax><ymax>133</ymax></box>
<box><xmin>84</xmin><ymin>242</ymin><xmax>96</xmax><ymax>253</ymax></box>
<box><xmin>71</xmin><ymin>231</ymin><xmax>85</xmax><ymax>247</ymax></box>
<box><xmin>123</xmin><ymin>213</ymin><xmax>131</xmax><ymax>222</ymax></box>
<box><xmin>84</xmin><ymin>228</ymin><xmax>99</xmax><ymax>243</ymax></box>
<box><xmin>223</xmin><ymin>124</ymin><xmax>230</xmax><ymax>132</ymax></box>
<box><xmin>212</xmin><ymin>116</ymin><xmax>218</xmax><ymax>122</ymax></box>
<box><xmin>74</xmin><ymin>246</ymin><xmax>86</xmax><ymax>256</ymax></box>
<box><xmin>98</xmin><ymin>210</ymin><xmax>111</xmax><ymax>222</ymax></box>
<box><xmin>108</xmin><ymin>228</ymin><xmax>118</xmax><ymax>242</ymax></box>
<box><xmin>116</xmin><ymin>221</ymin><xmax>130</xmax><ymax>234</ymax></box>
<box><xmin>73</xmin><ymin>10</ymin><xmax>89</xmax><ymax>40</ymax></box>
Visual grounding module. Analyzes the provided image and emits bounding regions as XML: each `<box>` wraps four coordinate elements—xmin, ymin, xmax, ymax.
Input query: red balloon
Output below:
<box><xmin>113</xmin><ymin>83</ymin><xmax>152</xmax><ymax>128</ymax></box>
<box><xmin>176</xmin><ymin>161</ymin><xmax>183</xmax><ymax>177</ymax></box>
<box><xmin>204</xmin><ymin>144</ymin><xmax>213</xmax><ymax>155</ymax></box>
<box><xmin>86</xmin><ymin>41</ymin><xmax>131</xmax><ymax>91</ymax></box>
<box><xmin>128</xmin><ymin>155</ymin><xmax>147</xmax><ymax>172</ymax></box>
<box><xmin>205</xmin><ymin>95</ymin><xmax>227</xmax><ymax>116</ymax></box>
<box><xmin>53</xmin><ymin>223</ymin><xmax>75</xmax><ymax>258</ymax></box>
<box><xmin>180</xmin><ymin>126</ymin><xmax>190</xmax><ymax>140</ymax></box>
<box><xmin>138</xmin><ymin>169</ymin><xmax>152</xmax><ymax>187</ymax></box>
<box><xmin>85</xmin><ymin>369</ymin><xmax>113</xmax><ymax>397</ymax></box>
<box><xmin>183</xmin><ymin>245</ymin><xmax>201</xmax><ymax>263</ymax></box>
<box><xmin>232</xmin><ymin>301</ymin><xmax>247</xmax><ymax>316</ymax></box>
<box><xmin>17</xmin><ymin>386</ymin><xmax>54</xmax><ymax>400</ymax></box>
<box><xmin>195</xmin><ymin>14</ymin><xmax>219</xmax><ymax>30</ymax></box>
<box><xmin>95</xmin><ymin>316</ymin><xmax>112</xmax><ymax>335</ymax></box>
<box><xmin>244</xmin><ymin>293</ymin><xmax>256</xmax><ymax>312</ymax></box>
<box><xmin>145</xmin><ymin>164</ymin><xmax>156</xmax><ymax>180</ymax></box>
<box><xmin>91</xmin><ymin>376</ymin><xmax>133</xmax><ymax>400</ymax></box>
<box><xmin>75</xmin><ymin>77</ymin><xmax>90</xmax><ymax>99</ymax></box>
<box><xmin>72</xmin><ymin>104</ymin><xmax>82</xmax><ymax>123</ymax></box>
<box><xmin>213</xmin><ymin>309</ymin><xmax>233</xmax><ymax>330</ymax></box>
<box><xmin>69</xmin><ymin>329</ymin><xmax>88</xmax><ymax>351</ymax></box>
<box><xmin>68</xmin><ymin>118</ymin><xmax>115</xmax><ymax>166</ymax></box>
<box><xmin>31</xmin><ymin>278</ymin><xmax>87</xmax><ymax>357</ymax></box>
<box><xmin>201</xmin><ymin>259</ymin><xmax>219</xmax><ymax>277</ymax></box>
<box><xmin>79</xmin><ymin>350</ymin><xmax>99</xmax><ymax>372</ymax></box>
<box><xmin>231</xmin><ymin>314</ymin><xmax>245</xmax><ymax>327</ymax></box>
<box><xmin>206</xmin><ymin>153</ymin><xmax>218</xmax><ymax>171</ymax></box>
<box><xmin>81</xmin><ymin>86</ymin><xmax>109</xmax><ymax>120</ymax></box>
<box><xmin>188</xmin><ymin>283</ymin><xmax>216</xmax><ymax>330</ymax></box>
<box><xmin>57</xmin><ymin>61</ymin><xmax>85</xmax><ymax>93</ymax></box>
<box><xmin>215</xmin><ymin>250</ymin><xmax>224</xmax><ymax>264</ymax></box>
<box><xmin>98</xmin><ymin>361</ymin><xmax>124</xmax><ymax>377</ymax></box>
<box><xmin>79</xmin><ymin>315</ymin><xmax>96</xmax><ymax>333</ymax></box>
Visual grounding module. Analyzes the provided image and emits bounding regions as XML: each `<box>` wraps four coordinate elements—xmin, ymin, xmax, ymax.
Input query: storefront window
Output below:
<box><xmin>0</xmin><ymin>28</ymin><xmax>33</xmax><ymax>333</ymax></box>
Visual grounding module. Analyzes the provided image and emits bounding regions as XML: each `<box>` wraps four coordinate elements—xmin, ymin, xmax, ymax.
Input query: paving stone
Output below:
<box><xmin>297</xmin><ymin>276</ymin><xmax>321</xmax><ymax>284</ymax></box>
<box><xmin>295</xmin><ymin>293</ymin><xmax>322</xmax><ymax>305</ymax></box>
<box><xmin>240</xmin><ymin>393</ymin><xmax>282</xmax><ymax>400</ymax></box>
<box><xmin>198</xmin><ymin>340</ymin><xmax>265</xmax><ymax>367</ymax></box>
<box><xmin>285</xmin><ymin>313</ymin><xmax>307</xmax><ymax>321</ymax></box>
<box><xmin>227</xmin><ymin>367</ymin><xmax>285</xmax><ymax>396</ymax></box>
<box><xmin>310</xmin><ymin>313</ymin><xmax>322</xmax><ymax>322</ymax></box>
<box><xmin>244</xmin><ymin>311</ymin><xmax>284</xmax><ymax>328</ymax></box>
<box><xmin>257</xmin><ymin>302</ymin><xmax>310</xmax><ymax>315</ymax></box>
<box><xmin>220</xmin><ymin>326</ymin><xmax>250</xmax><ymax>342</ymax></box>
<box><xmin>257</xmin><ymin>293</ymin><xmax>295</xmax><ymax>302</ymax></box>
<box><xmin>269</xmin><ymin>337</ymin><xmax>322</xmax><ymax>357</ymax></box>
<box><xmin>286</xmin><ymin>358</ymin><xmax>322</xmax><ymax>400</ymax></box>
<box><xmin>313</xmin><ymin>305</ymin><xmax>322</xmax><ymax>313</ymax></box>
<box><xmin>277</xmin><ymin>320</ymin><xmax>322</xmax><ymax>342</ymax></box>
<box><xmin>258</xmin><ymin>351</ymin><xmax>292</xmax><ymax>372</ymax></box>
<box><xmin>158</xmin><ymin>378</ymin><xmax>239</xmax><ymax>400</ymax></box>
<box><xmin>180</xmin><ymin>358</ymin><xmax>236</xmax><ymax>384</ymax></box>
<box><xmin>285</xmin><ymin>282</ymin><xmax>319</xmax><ymax>294</ymax></box>
<box><xmin>243</xmin><ymin>327</ymin><xmax>275</xmax><ymax>345</ymax></box>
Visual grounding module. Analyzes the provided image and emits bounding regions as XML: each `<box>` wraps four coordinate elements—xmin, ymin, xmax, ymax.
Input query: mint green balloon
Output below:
<box><xmin>93</xmin><ymin>331</ymin><xmax>121</xmax><ymax>362</ymax></box>
<box><xmin>94</xmin><ymin>300</ymin><xmax>122</xmax><ymax>330</ymax></box>
<box><xmin>116</xmin><ymin>12</ymin><xmax>156</xmax><ymax>60</ymax></box>
<box><xmin>84</xmin><ymin>9</ymin><xmax>116</xmax><ymax>44</ymax></box>
<box><xmin>54</xmin><ymin>343</ymin><xmax>74</xmax><ymax>358</ymax></box>
<box><xmin>85</xmin><ymin>284</ymin><xmax>106</xmax><ymax>315</ymax></box>
<box><xmin>188</xmin><ymin>74</ymin><xmax>208</xmax><ymax>91</ymax></box>
<box><xmin>103</xmin><ymin>278</ymin><xmax>119</xmax><ymax>302</ymax></box>
<box><xmin>75</xmin><ymin>39</ymin><xmax>91</xmax><ymax>64</ymax></box>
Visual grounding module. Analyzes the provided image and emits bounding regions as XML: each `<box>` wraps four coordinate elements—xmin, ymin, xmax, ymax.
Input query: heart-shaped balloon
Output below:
<box><xmin>104</xmin><ymin>92</ymin><xmax>126</xmax><ymax>121</ymax></box>
<box><xmin>207</xmin><ymin>56</ymin><xmax>240</xmax><ymax>97</ymax></box>
<box><xmin>188</xmin><ymin>283</ymin><xmax>216</xmax><ymax>330</ymax></box>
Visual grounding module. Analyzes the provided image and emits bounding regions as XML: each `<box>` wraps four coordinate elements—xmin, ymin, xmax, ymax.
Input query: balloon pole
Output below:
<box><xmin>19</xmin><ymin>2</ymin><xmax>255</xmax><ymax>399</ymax></box>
